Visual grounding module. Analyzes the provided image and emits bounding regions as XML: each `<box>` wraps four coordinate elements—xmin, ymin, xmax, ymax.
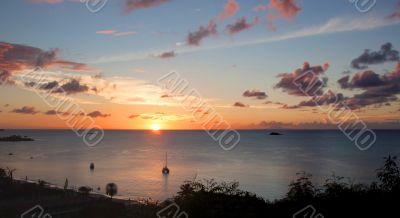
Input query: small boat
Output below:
<box><xmin>90</xmin><ymin>162</ymin><xmax>95</xmax><ymax>170</ymax></box>
<box><xmin>162</xmin><ymin>152</ymin><xmax>170</xmax><ymax>175</ymax></box>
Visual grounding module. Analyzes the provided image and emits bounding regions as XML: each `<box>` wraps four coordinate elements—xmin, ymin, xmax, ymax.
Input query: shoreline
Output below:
<box><xmin>0</xmin><ymin>175</ymin><xmax>161</xmax><ymax>218</ymax></box>
<box><xmin>12</xmin><ymin>177</ymin><xmax>148</xmax><ymax>205</ymax></box>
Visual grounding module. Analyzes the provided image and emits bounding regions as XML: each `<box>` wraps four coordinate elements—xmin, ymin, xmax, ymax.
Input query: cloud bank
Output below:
<box><xmin>275</xmin><ymin>62</ymin><xmax>329</xmax><ymax>97</ymax></box>
<box><xmin>351</xmin><ymin>42</ymin><xmax>399</xmax><ymax>69</ymax></box>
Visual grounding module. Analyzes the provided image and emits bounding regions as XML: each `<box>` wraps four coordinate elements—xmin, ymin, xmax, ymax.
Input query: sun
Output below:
<box><xmin>151</xmin><ymin>124</ymin><xmax>161</xmax><ymax>131</ymax></box>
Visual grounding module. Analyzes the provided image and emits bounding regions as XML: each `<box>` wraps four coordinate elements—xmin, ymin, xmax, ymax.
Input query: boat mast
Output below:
<box><xmin>165</xmin><ymin>152</ymin><xmax>168</xmax><ymax>167</ymax></box>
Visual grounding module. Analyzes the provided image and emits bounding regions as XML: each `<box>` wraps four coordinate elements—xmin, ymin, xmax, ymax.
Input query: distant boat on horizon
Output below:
<box><xmin>162</xmin><ymin>152</ymin><xmax>170</xmax><ymax>175</ymax></box>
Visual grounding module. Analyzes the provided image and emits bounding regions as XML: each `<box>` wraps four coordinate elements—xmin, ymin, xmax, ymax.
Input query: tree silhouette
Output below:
<box><xmin>377</xmin><ymin>155</ymin><xmax>400</xmax><ymax>191</ymax></box>
<box><xmin>6</xmin><ymin>167</ymin><xmax>16</xmax><ymax>180</ymax></box>
<box><xmin>106</xmin><ymin>183</ymin><xmax>118</xmax><ymax>200</ymax></box>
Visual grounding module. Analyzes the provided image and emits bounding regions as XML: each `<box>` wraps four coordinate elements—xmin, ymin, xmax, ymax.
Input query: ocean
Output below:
<box><xmin>0</xmin><ymin>129</ymin><xmax>399</xmax><ymax>201</ymax></box>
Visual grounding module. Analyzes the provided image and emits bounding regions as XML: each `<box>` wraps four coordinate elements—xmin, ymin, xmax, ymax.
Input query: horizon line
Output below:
<box><xmin>1</xmin><ymin>128</ymin><xmax>399</xmax><ymax>131</ymax></box>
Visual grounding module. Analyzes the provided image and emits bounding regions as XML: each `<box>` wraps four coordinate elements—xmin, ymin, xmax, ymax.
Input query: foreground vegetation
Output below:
<box><xmin>1</xmin><ymin>156</ymin><xmax>399</xmax><ymax>217</ymax></box>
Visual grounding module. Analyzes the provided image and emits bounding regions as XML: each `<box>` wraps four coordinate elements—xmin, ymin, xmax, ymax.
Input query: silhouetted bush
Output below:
<box><xmin>165</xmin><ymin>156</ymin><xmax>400</xmax><ymax>217</ymax></box>
<box><xmin>322</xmin><ymin>173</ymin><xmax>350</xmax><ymax>197</ymax></box>
<box><xmin>286</xmin><ymin>171</ymin><xmax>316</xmax><ymax>201</ymax></box>
<box><xmin>0</xmin><ymin>168</ymin><xmax>6</xmax><ymax>179</ymax></box>
<box><xmin>376</xmin><ymin>155</ymin><xmax>400</xmax><ymax>191</ymax></box>
<box><xmin>172</xmin><ymin>179</ymin><xmax>267</xmax><ymax>218</ymax></box>
<box><xmin>79</xmin><ymin>186</ymin><xmax>93</xmax><ymax>195</ymax></box>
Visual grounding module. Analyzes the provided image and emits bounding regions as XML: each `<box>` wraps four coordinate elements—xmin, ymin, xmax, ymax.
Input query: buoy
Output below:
<box><xmin>90</xmin><ymin>163</ymin><xmax>95</xmax><ymax>170</ymax></box>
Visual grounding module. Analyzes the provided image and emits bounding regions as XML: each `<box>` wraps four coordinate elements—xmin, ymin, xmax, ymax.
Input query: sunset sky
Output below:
<box><xmin>1</xmin><ymin>0</ymin><xmax>400</xmax><ymax>130</ymax></box>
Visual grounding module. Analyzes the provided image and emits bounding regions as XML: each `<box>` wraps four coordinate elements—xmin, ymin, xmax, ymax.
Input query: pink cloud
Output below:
<box><xmin>217</xmin><ymin>0</ymin><xmax>240</xmax><ymax>21</ymax></box>
<box><xmin>226</xmin><ymin>17</ymin><xmax>260</xmax><ymax>35</ymax></box>
<box><xmin>255</xmin><ymin>0</ymin><xmax>301</xmax><ymax>31</ymax></box>
<box><xmin>96</xmin><ymin>29</ymin><xmax>117</xmax><ymax>35</ymax></box>
<box><xmin>96</xmin><ymin>30</ymin><xmax>136</xmax><ymax>37</ymax></box>
<box><xmin>186</xmin><ymin>21</ymin><xmax>217</xmax><ymax>46</ymax></box>
<box><xmin>388</xmin><ymin>1</ymin><xmax>400</xmax><ymax>19</ymax></box>
<box><xmin>185</xmin><ymin>0</ymin><xmax>241</xmax><ymax>46</ymax></box>
<box><xmin>268</xmin><ymin>0</ymin><xmax>301</xmax><ymax>20</ymax></box>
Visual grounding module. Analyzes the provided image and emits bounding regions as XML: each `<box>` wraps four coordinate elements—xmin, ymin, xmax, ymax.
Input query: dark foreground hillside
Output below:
<box><xmin>1</xmin><ymin>156</ymin><xmax>399</xmax><ymax>218</ymax></box>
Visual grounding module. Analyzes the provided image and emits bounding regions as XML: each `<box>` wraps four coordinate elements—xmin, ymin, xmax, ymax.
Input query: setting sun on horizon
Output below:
<box><xmin>151</xmin><ymin>124</ymin><xmax>161</xmax><ymax>131</ymax></box>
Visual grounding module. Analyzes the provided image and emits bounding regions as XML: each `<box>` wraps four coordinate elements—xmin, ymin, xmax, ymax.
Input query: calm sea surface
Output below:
<box><xmin>0</xmin><ymin>129</ymin><xmax>399</xmax><ymax>200</ymax></box>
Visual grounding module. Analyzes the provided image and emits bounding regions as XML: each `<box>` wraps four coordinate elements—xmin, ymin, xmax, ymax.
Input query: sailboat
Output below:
<box><xmin>162</xmin><ymin>152</ymin><xmax>170</xmax><ymax>175</ymax></box>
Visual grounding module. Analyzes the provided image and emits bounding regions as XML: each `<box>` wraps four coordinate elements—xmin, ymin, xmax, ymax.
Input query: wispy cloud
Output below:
<box><xmin>0</xmin><ymin>41</ymin><xmax>95</xmax><ymax>84</ymax></box>
<box><xmin>153</xmin><ymin>51</ymin><xmax>177</xmax><ymax>59</ymax></box>
<box><xmin>30</xmin><ymin>0</ymin><xmax>63</xmax><ymax>4</ymax></box>
<box><xmin>254</xmin><ymin>0</ymin><xmax>301</xmax><ymax>31</ymax></box>
<box><xmin>252</xmin><ymin>120</ymin><xmax>400</xmax><ymax>130</ymax></box>
<box><xmin>44</xmin><ymin>110</ymin><xmax>63</xmax><ymax>115</ymax></box>
<box><xmin>89</xmin><ymin>16</ymin><xmax>400</xmax><ymax>64</ymax></box>
<box><xmin>87</xmin><ymin>111</ymin><xmax>111</xmax><ymax>118</ymax></box>
<box><xmin>128</xmin><ymin>114</ymin><xmax>140</xmax><ymax>119</ymax></box>
<box><xmin>11</xmin><ymin>106</ymin><xmax>39</xmax><ymax>115</ymax></box>
<box><xmin>125</xmin><ymin>0</ymin><xmax>171</xmax><ymax>13</ymax></box>
<box><xmin>137</xmin><ymin>112</ymin><xmax>190</xmax><ymax>121</ymax></box>
<box><xmin>12</xmin><ymin>68</ymin><xmax>167</xmax><ymax>106</ymax></box>
<box><xmin>243</xmin><ymin>90</ymin><xmax>267</xmax><ymax>100</ymax></box>
<box><xmin>388</xmin><ymin>1</ymin><xmax>400</xmax><ymax>20</ymax></box>
<box><xmin>114</xmin><ymin>31</ymin><xmax>136</xmax><ymax>36</ymax></box>
<box><xmin>96</xmin><ymin>29</ymin><xmax>116</xmax><ymax>35</ymax></box>
<box><xmin>185</xmin><ymin>0</ymin><xmax>239</xmax><ymax>46</ymax></box>
<box><xmin>226</xmin><ymin>17</ymin><xmax>260</xmax><ymax>35</ymax></box>
<box><xmin>96</xmin><ymin>29</ymin><xmax>136</xmax><ymax>37</ymax></box>
<box><xmin>186</xmin><ymin>21</ymin><xmax>217</xmax><ymax>46</ymax></box>
<box><xmin>226</xmin><ymin>16</ymin><xmax>400</xmax><ymax>49</ymax></box>
<box><xmin>233</xmin><ymin>102</ymin><xmax>248</xmax><ymax>108</ymax></box>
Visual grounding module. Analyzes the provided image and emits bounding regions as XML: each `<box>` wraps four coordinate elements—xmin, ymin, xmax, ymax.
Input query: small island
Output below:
<box><xmin>269</xmin><ymin>132</ymin><xmax>283</xmax><ymax>135</ymax></box>
<box><xmin>0</xmin><ymin>135</ymin><xmax>34</xmax><ymax>142</ymax></box>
